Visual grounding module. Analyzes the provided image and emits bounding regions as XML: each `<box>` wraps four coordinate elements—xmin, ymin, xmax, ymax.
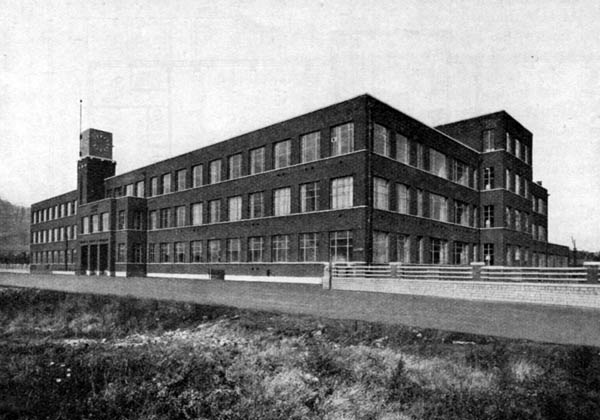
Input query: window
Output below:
<box><xmin>208</xmin><ymin>240</ymin><xmax>221</xmax><ymax>262</ymax></box>
<box><xmin>505</xmin><ymin>207</ymin><xmax>512</xmax><ymax>229</ymax></box>
<box><xmin>117</xmin><ymin>243</ymin><xmax>126</xmax><ymax>262</ymax></box>
<box><xmin>515</xmin><ymin>209</ymin><xmax>521</xmax><ymax>231</ymax></box>
<box><xmin>331</xmin><ymin>122</ymin><xmax>354</xmax><ymax>156</ymax></box>
<box><xmin>505</xmin><ymin>169</ymin><xmax>511</xmax><ymax>191</ymax></box>
<box><xmin>454</xmin><ymin>201</ymin><xmax>469</xmax><ymax>226</ymax></box>
<box><xmin>101</xmin><ymin>212</ymin><xmax>109</xmax><ymax>231</ymax></box>
<box><xmin>430</xmin><ymin>238</ymin><xmax>448</xmax><ymax>264</ymax></box>
<box><xmin>191</xmin><ymin>241</ymin><xmax>203</xmax><ymax>262</ymax></box>
<box><xmin>272</xmin><ymin>235</ymin><xmax>290</xmax><ymax>262</ymax></box>
<box><xmin>523</xmin><ymin>180</ymin><xmax>529</xmax><ymax>198</ymax></box>
<box><xmin>330</xmin><ymin>230</ymin><xmax>352</xmax><ymax>262</ymax></box>
<box><xmin>397</xmin><ymin>235</ymin><xmax>410</xmax><ymax>263</ymax></box>
<box><xmin>416</xmin><ymin>189</ymin><xmax>424</xmax><ymax>217</ymax></box>
<box><xmin>136</xmin><ymin>181</ymin><xmax>145</xmax><ymax>197</ymax></box>
<box><xmin>301</xmin><ymin>131</ymin><xmax>320</xmax><ymax>163</ymax></box>
<box><xmin>117</xmin><ymin>211</ymin><xmax>125</xmax><ymax>230</ymax></box>
<box><xmin>250</xmin><ymin>147</ymin><xmax>265</xmax><ymax>174</ymax></box>
<box><xmin>175</xmin><ymin>206</ymin><xmax>186</xmax><ymax>227</ymax></box>
<box><xmin>506</xmin><ymin>133</ymin><xmax>512</xmax><ymax>153</ymax></box>
<box><xmin>160</xmin><ymin>208</ymin><xmax>171</xmax><ymax>228</ymax></box>
<box><xmin>373</xmin><ymin>231</ymin><xmax>389</xmax><ymax>264</ymax></box>
<box><xmin>415</xmin><ymin>143</ymin><xmax>426</xmax><ymax>169</ymax></box>
<box><xmin>159</xmin><ymin>243</ymin><xmax>170</xmax><ymax>263</ymax></box>
<box><xmin>126</xmin><ymin>184</ymin><xmax>134</xmax><ymax>196</ymax></box>
<box><xmin>151</xmin><ymin>177</ymin><xmax>158</xmax><ymax>196</ymax></box>
<box><xmin>515</xmin><ymin>174</ymin><xmax>521</xmax><ymax>195</ymax></box>
<box><xmin>149</xmin><ymin>210</ymin><xmax>158</xmax><ymax>230</ymax></box>
<box><xmin>451</xmin><ymin>160</ymin><xmax>469</xmax><ymax>186</ymax></box>
<box><xmin>228</xmin><ymin>196</ymin><xmax>242</xmax><ymax>221</ymax></box>
<box><xmin>249</xmin><ymin>192</ymin><xmax>264</xmax><ymax>219</ymax></box>
<box><xmin>523</xmin><ymin>144</ymin><xmax>529</xmax><ymax>164</ymax></box>
<box><xmin>373</xmin><ymin>177</ymin><xmax>389</xmax><ymax>210</ymax></box>
<box><xmin>192</xmin><ymin>165</ymin><xmax>203</xmax><ymax>188</ymax></box>
<box><xmin>91</xmin><ymin>214</ymin><xmax>99</xmax><ymax>233</ymax></box>
<box><xmin>248</xmin><ymin>237</ymin><xmax>264</xmax><ymax>262</ymax></box>
<box><xmin>373</xmin><ymin>123</ymin><xmax>390</xmax><ymax>156</ymax></box>
<box><xmin>273</xmin><ymin>187</ymin><xmax>291</xmax><ymax>216</ymax></box>
<box><xmin>228</xmin><ymin>154</ymin><xmax>242</xmax><ymax>179</ymax></box>
<box><xmin>300</xmin><ymin>182</ymin><xmax>319</xmax><ymax>212</ymax></box>
<box><xmin>133</xmin><ymin>211</ymin><xmax>143</xmax><ymax>230</ymax></box>
<box><xmin>395</xmin><ymin>133</ymin><xmax>409</xmax><ymax>164</ymax></box>
<box><xmin>483</xmin><ymin>243</ymin><xmax>494</xmax><ymax>265</ymax></box>
<box><xmin>483</xmin><ymin>167</ymin><xmax>494</xmax><ymax>190</ymax></box>
<box><xmin>162</xmin><ymin>173</ymin><xmax>172</xmax><ymax>194</ymax></box>
<box><xmin>300</xmin><ymin>233</ymin><xmax>318</xmax><ymax>262</ymax></box>
<box><xmin>515</xmin><ymin>139</ymin><xmax>521</xmax><ymax>159</ymax></box>
<box><xmin>209</xmin><ymin>160</ymin><xmax>222</xmax><ymax>184</ymax></box>
<box><xmin>538</xmin><ymin>198</ymin><xmax>546</xmax><ymax>215</ymax></box>
<box><xmin>483</xmin><ymin>205</ymin><xmax>494</xmax><ymax>227</ymax></box>
<box><xmin>274</xmin><ymin>140</ymin><xmax>291</xmax><ymax>169</ymax></box>
<box><xmin>429</xmin><ymin>193</ymin><xmax>448</xmax><ymax>222</ymax></box>
<box><xmin>176</xmin><ymin>169</ymin><xmax>187</xmax><ymax>191</ymax></box>
<box><xmin>482</xmin><ymin>129</ymin><xmax>494</xmax><ymax>152</ymax></box>
<box><xmin>331</xmin><ymin>176</ymin><xmax>353</xmax><ymax>209</ymax></box>
<box><xmin>227</xmin><ymin>238</ymin><xmax>241</xmax><ymax>262</ymax></box>
<box><xmin>429</xmin><ymin>149</ymin><xmax>447</xmax><ymax>178</ymax></box>
<box><xmin>175</xmin><ymin>242</ymin><xmax>186</xmax><ymax>263</ymax></box>
<box><xmin>396</xmin><ymin>184</ymin><xmax>409</xmax><ymax>214</ymax></box>
<box><xmin>209</xmin><ymin>200</ymin><xmax>221</xmax><ymax>223</ymax></box>
<box><xmin>133</xmin><ymin>244</ymin><xmax>144</xmax><ymax>263</ymax></box>
<box><xmin>453</xmin><ymin>242</ymin><xmax>468</xmax><ymax>265</ymax></box>
<box><xmin>191</xmin><ymin>203</ymin><xmax>203</xmax><ymax>225</ymax></box>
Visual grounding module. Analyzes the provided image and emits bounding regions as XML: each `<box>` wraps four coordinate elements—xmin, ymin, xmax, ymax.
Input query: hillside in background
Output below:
<box><xmin>0</xmin><ymin>197</ymin><xmax>30</xmax><ymax>257</ymax></box>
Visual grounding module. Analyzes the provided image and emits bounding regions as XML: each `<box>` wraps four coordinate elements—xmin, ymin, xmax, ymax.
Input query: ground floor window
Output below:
<box><xmin>133</xmin><ymin>244</ymin><xmax>144</xmax><ymax>263</ymax></box>
<box><xmin>452</xmin><ymin>242</ymin><xmax>468</xmax><ymax>265</ymax></box>
<box><xmin>148</xmin><ymin>244</ymin><xmax>156</xmax><ymax>263</ymax></box>
<box><xmin>190</xmin><ymin>241</ymin><xmax>203</xmax><ymax>262</ymax></box>
<box><xmin>300</xmin><ymin>233</ymin><xmax>318</xmax><ymax>262</ymax></box>
<box><xmin>483</xmin><ymin>243</ymin><xmax>494</xmax><ymax>265</ymax></box>
<box><xmin>396</xmin><ymin>235</ymin><xmax>410</xmax><ymax>263</ymax></box>
<box><xmin>159</xmin><ymin>243</ymin><xmax>170</xmax><ymax>263</ymax></box>
<box><xmin>175</xmin><ymin>242</ymin><xmax>186</xmax><ymax>263</ymax></box>
<box><xmin>272</xmin><ymin>235</ymin><xmax>290</xmax><ymax>262</ymax></box>
<box><xmin>430</xmin><ymin>238</ymin><xmax>448</xmax><ymax>264</ymax></box>
<box><xmin>330</xmin><ymin>230</ymin><xmax>353</xmax><ymax>262</ymax></box>
<box><xmin>117</xmin><ymin>243</ymin><xmax>126</xmax><ymax>262</ymax></box>
<box><xmin>208</xmin><ymin>239</ymin><xmax>221</xmax><ymax>263</ymax></box>
<box><xmin>248</xmin><ymin>237</ymin><xmax>264</xmax><ymax>262</ymax></box>
<box><xmin>373</xmin><ymin>231</ymin><xmax>389</xmax><ymax>264</ymax></box>
<box><xmin>227</xmin><ymin>238</ymin><xmax>241</xmax><ymax>263</ymax></box>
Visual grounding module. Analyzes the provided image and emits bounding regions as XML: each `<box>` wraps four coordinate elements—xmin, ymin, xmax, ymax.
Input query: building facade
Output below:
<box><xmin>29</xmin><ymin>94</ymin><xmax>569</xmax><ymax>280</ymax></box>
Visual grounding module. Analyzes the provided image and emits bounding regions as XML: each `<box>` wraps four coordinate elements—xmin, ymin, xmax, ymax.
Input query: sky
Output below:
<box><xmin>1</xmin><ymin>0</ymin><xmax>599</xmax><ymax>250</ymax></box>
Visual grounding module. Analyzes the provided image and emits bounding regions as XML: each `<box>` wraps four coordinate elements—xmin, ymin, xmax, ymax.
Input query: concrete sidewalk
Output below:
<box><xmin>2</xmin><ymin>272</ymin><xmax>600</xmax><ymax>347</ymax></box>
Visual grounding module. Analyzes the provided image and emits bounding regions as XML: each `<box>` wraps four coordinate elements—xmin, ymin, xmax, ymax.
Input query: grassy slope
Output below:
<box><xmin>1</xmin><ymin>288</ymin><xmax>600</xmax><ymax>420</ymax></box>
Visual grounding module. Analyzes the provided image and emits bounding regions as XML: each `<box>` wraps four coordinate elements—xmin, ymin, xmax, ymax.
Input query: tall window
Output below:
<box><xmin>227</xmin><ymin>238</ymin><xmax>241</xmax><ymax>262</ymax></box>
<box><xmin>192</xmin><ymin>165</ymin><xmax>203</xmax><ymax>188</ymax></box>
<box><xmin>228</xmin><ymin>153</ymin><xmax>242</xmax><ymax>179</ymax></box>
<box><xmin>208</xmin><ymin>239</ymin><xmax>221</xmax><ymax>262</ymax></box>
<box><xmin>272</xmin><ymin>235</ymin><xmax>290</xmax><ymax>262</ymax></box>
<box><xmin>395</xmin><ymin>133</ymin><xmax>409</xmax><ymax>164</ymax></box>
<box><xmin>248</xmin><ymin>237</ymin><xmax>264</xmax><ymax>262</ymax></box>
<box><xmin>454</xmin><ymin>201</ymin><xmax>469</xmax><ymax>226</ymax></box>
<box><xmin>191</xmin><ymin>203</ymin><xmax>203</xmax><ymax>225</ymax></box>
<box><xmin>415</xmin><ymin>143</ymin><xmax>426</xmax><ymax>170</ymax></box>
<box><xmin>191</xmin><ymin>241</ymin><xmax>203</xmax><ymax>262</ymax></box>
<box><xmin>249</xmin><ymin>192</ymin><xmax>264</xmax><ymax>218</ymax></box>
<box><xmin>483</xmin><ymin>167</ymin><xmax>495</xmax><ymax>190</ymax></box>
<box><xmin>416</xmin><ymin>189</ymin><xmax>424</xmax><ymax>217</ymax></box>
<box><xmin>373</xmin><ymin>231</ymin><xmax>389</xmax><ymax>263</ymax></box>
<box><xmin>429</xmin><ymin>149</ymin><xmax>447</xmax><ymax>178</ymax></box>
<box><xmin>300</xmin><ymin>182</ymin><xmax>319</xmax><ymax>212</ymax></box>
<box><xmin>453</xmin><ymin>242</ymin><xmax>468</xmax><ymax>265</ymax></box>
<box><xmin>132</xmin><ymin>244</ymin><xmax>143</xmax><ymax>263</ymax></box>
<box><xmin>91</xmin><ymin>214</ymin><xmax>99</xmax><ymax>233</ymax></box>
<box><xmin>482</xmin><ymin>129</ymin><xmax>494</xmax><ymax>152</ymax></box>
<box><xmin>506</xmin><ymin>133</ymin><xmax>512</xmax><ymax>153</ymax></box>
<box><xmin>274</xmin><ymin>140</ymin><xmax>291</xmax><ymax>169</ymax></box>
<box><xmin>451</xmin><ymin>160</ymin><xmax>469</xmax><ymax>186</ymax></box>
<box><xmin>273</xmin><ymin>187</ymin><xmax>291</xmax><ymax>216</ymax></box>
<box><xmin>160</xmin><ymin>208</ymin><xmax>171</xmax><ymax>228</ymax></box>
<box><xmin>209</xmin><ymin>200</ymin><xmax>221</xmax><ymax>223</ymax></box>
<box><xmin>136</xmin><ymin>180</ymin><xmax>145</xmax><ymax>197</ymax></box>
<box><xmin>483</xmin><ymin>243</ymin><xmax>494</xmax><ymax>265</ymax></box>
<box><xmin>228</xmin><ymin>196</ymin><xmax>242</xmax><ymax>221</ymax></box>
<box><xmin>101</xmin><ymin>212</ymin><xmax>109</xmax><ymax>231</ymax></box>
<box><xmin>505</xmin><ymin>169</ymin><xmax>511</xmax><ymax>190</ymax></box>
<box><xmin>515</xmin><ymin>139</ymin><xmax>521</xmax><ymax>159</ymax></box>
<box><xmin>117</xmin><ymin>211</ymin><xmax>125</xmax><ymax>230</ymax></box>
<box><xmin>159</xmin><ymin>243</ymin><xmax>170</xmax><ymax>263</ymax></box>
<box><xmin>483</xmin><ymin>205</ymin><xmax>494</xmax><ymax>227</ymax></box>
<box><xmin>331</xmin><ymin>122</ymin><xmax>354</xmax><ymax>156</ymax></box>
<box><xmin>396</xmin><ymin>184</ymin><xmax>409</xmax><ymax>214</ymax></box>
<box><xmin>147</xmin><ymin>244</ymin><xmax>155</xmax><ymax>263</ymax></box>
<box><xmin>331</xmin><ymin>176</ymin><xmax>353</xmax><ymax>209</ymax></box>
<box><xmin>397</xmin><ymin>235</ymin><xmax>410</xmax><ymax>263</ymax></box>
<box><xmin>126</xmin><ymin>184</ymin><xmax>134</xmax><ymax>197</ymax></box>
<box><xmin>209</xmin><ymin>160</ymin><xmax>222</xmax><ymax>184</ymax></box>
<box><xmin>430</xmin><ymin>238</ymin><xmax>448</xmax><ymax>264</ymax></box>
<box><xmin>300</xmin><ymin>233</ymin><xmax>318</xmax><ymax>262</ymax></box>
<box><xmin>149</xmin><ymin>210</ymin><xmax>158</xmax><ymax>230</ymax></box>
<box><xmin>505</xmin><ymin>207</ymin><xmax>512</xmax><ymax>228</ymax></box>
<box><xmin>515</xmin><ymin>174</ymin><xmax>521</xmax><ymax>195</ymax></box>
<box><xmin>162</xmin><ymin>173</ymin><xmax>172</xmax><ymax>194</ymax></box>
<box><xmin>373</xmin><ymin>123</ymin><xmax>390</xmax><ymax>156</ymax></box>
<box><xmin>515</xmin><ymin>209</ymin><xmax>521</xmax><ymax>231</ymax></box>
<box><xmin>175</xmin><ymin>242</ymin><xmax>186</xmax><ymax>263</ymax></box>
<box><xmin>133</xmin><ymin>211</ymin><xmax>144</xmax><ymax>230</ymax></box>
<box><xmin>250</xmin><ymin>147</ymin><xmax>265</xmax><ymax>174</ymax></box>
<box><xmin>117</xmin><ymin>243</ymin><xmax>126</xmax><ymax>262</ymax></box>
<box><xmin>429</xmin><ymin>193</ymin><xmax>448</xmax><ymax>222</ymax></box>
<box><xmin>301</xmin><ymin>132</ymin><xmax>320</xmax><ymax>163</ymax></box>
<box><xmin>373</xmin><ymin>177</ymin><xmax>389</xmax><ymax>210</ymax></box>
<box><xmin>176</xmin><ymin>169</ymin><xmax>187</xmax><ymax>191</ymax></box>
<box><xmin>151</xmin><ymin>177</ymin><xmax>158</xmax><ymax>196</ymax></box>
<box><xmin>330</xmin><ymin>230</ymin><xmax>353</xmax><ymax>262</ymax></box>
<box><xmin>175</xmin><ymin>206</ymin><xmax>186</xmax><ymax>227</ymax></box>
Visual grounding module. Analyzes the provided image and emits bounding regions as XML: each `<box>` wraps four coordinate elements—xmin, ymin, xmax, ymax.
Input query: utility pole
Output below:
<box><xmin>571</xmin><ymin>236</ymin><xmax>577</xmax><ymax>266</ymax></box>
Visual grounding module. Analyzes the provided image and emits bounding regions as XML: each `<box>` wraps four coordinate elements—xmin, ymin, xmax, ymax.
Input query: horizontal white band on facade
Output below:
<box><xmin>115</xmin><ymin>271</ymin><xmax>127</xmax><ymax>277</ymax></box>
<box><xmin>147</xmin><ymin>273</ymin><xmax>210</xmax><ymax>280</ymax></box>
<box><xmin>51</xmin><ymin>270</ymin><xmax>76</xmax><ymax>275</ymax></box>
<box><xmin>146</xmin><ymin>272</ymin><xmax>322</xmax><ymax>284</ymax></box>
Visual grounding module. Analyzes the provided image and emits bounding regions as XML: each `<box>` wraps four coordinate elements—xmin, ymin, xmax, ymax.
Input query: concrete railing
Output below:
<box><xmin>0</xmin><ymin>264</ymin><xmax>30</xmax><ymax>273</ymax></box>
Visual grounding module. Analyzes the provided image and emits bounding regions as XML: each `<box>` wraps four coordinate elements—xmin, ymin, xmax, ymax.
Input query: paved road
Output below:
<box><xmin>2</xmin><ymin>272</ymin><xmax>600</xmax><ymax>347</ymax></box>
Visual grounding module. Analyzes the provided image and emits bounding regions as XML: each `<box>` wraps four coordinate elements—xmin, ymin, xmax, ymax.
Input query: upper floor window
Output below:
<box><xmin>483</xmin><ymin>167</ymin><xmax>495</xmax><ymax>190</ymax></box>
<box><xmin>515</xmin><ymin>139</ymin><xmax>521</xmax><ymax>159</ymax></box>
<box><xmin>175</xmin><ymin>206</ymin><xmax>186</xmax><ymax>227</ymax></box>
<box><xmin>454</xmin><ymin>201</ymin><xmax>470</xmax><ymax>227</ymax></box>
<box><xmin>82</xmin><ymin>216</ymin><xmax>89</xmax><ymax>235</ymax></box>
<box><xmin>429</xmin><ymin>149</ymin><xmax>447</xmax><ymax>178</ymax></box>
<box><xmin>505</xmin><ymin>169</ymin><xmax>512</xmax><ymax>191</ymax></box>
<box><xmin>523</xmin><ymin>144</ymin><xmax>529</xmax><ymax>164</ymax></box>
<box><xmin>331</xmin><ymin>122</ymin><xmax>354</xmax><ymax>156</ymax></box>
<box><xmin>482</xmin><ymin>129</ymin><xmax>494</xmax><ymax>152</ymax></box>
<box><xmin>192</xmin><ymin>164</ymin><xmax>203</xmax><ymax>188</ymax></box>
<box><xmin>159</xmin><ymin>208</ymin><xmax>171</xmax><ymax>228</ymax></box>
<box><xmin>191</xmin><ymin>203</ymin><xmax>203</xmax><ymax>225</ymax></box>
<box><xmin>415</xmin><ymin>143</ymin><xmax>426</xmax><ymax>170</ymax></box>
<box><xmin>300</xmin><ymin>182</ymin><xmax>319</xmax><ymax>213</ymax></box>
<box><xmin>162</xmin><ymin>173</ymin><xmax>172</xmax><ymax>194</ymax></box>
<box><xmin>250</xmin><ymin>147</ymin><xmax>265</xmax><ymax>174</ymax></box>
<box><xmin>209</xmin><ymin>199</ymin><xmax>221</xmax><ymax>223</ymax></box>
<box><xmin>249</xmin><ymin>192</ymin><xmax>264</xmax><ymax>218</ymax></box>
<box><xmin>101</xmin><ymin>212</ymin><xmax>110</xmax><ymax>231</ymax></box>
<box><xmin>209</xmin><ymin>160</ymin><xmax>222</xmax><ymax>184</ymax></box>
<box><xmin>373</xmin><ymin>123</ymin><xmax>390</xmax><ymax>157</ymax></box>
<box><xmin>506</xmin><ymin>133</ymin><xmax>512</xmax><ymax>153</ymax></box>
<box><xmin>126</xmin><ymin>184</ymin><xmax>134</xmax><ymax>197</ymax></box>
<box><xmin>484</xmin><ymin>205</ymin><xmax>494</xmax><ymax>228</ymax></box>
<box><xmin>132</xmin><ymin>211</ymin><xmax>143</xmax><ymax>230</ymax></box>
<box><xmin>149</xmin><ymin>210</ymin><xmax>158</xmax><ymax>230</ymax></box>
<box><xmin>273</xmin><ymin>187</ymin><xmax>291</xmax><ymax>216</ymax></box>
<box><xmin>416</xmin><ymin>189</ymin><xmax>424</xmax><ymax>217</ymax></box>
<box><xmin>91</xmin><ymin>214</ymin><xmax>99</xmax><ymax>233</ymax></box>
<box><xmin>136</xmin><ymin>180</ymin><xmax>145</xmax><ymax>197</ymax></box>
<box><xmin>151</xmin><ymin>177</ymin><xmax>158</xmax><ymax>196</ymax></box>
<box><xmin>429</xmin><ymin>193</ymin><xmax>448</xmax><ymax>222</ymax></box>
<box><xmin>396</xmin><ymin>184</ymin><xmax>409</xmax><ymax>214</ymax></box>
<box><xmin>396</xmin><ymin>133</ymin><xmax>409</xmax><ymax>164</ymax></box>
<box><xmin>373</xmin><ymin>177</ymin><xmax>389</xmax><ymax>210</ymax></box>
<box><xmin>228</xmin><ymin>196</ymin><xmax>242</xmax><ymax>221</ymax></box>
<box><xmin>301</xmin><ymin>132</ymin><xmax>320</xmax><ymax>163</ymax></box>
<box><xmin>515</xmin><ymin>174</ymin><xmax>521</xmax><ymax>195</ymax></box>
<box><xmin>228</xmin><ymin>154</ymin><xmax>242</xmax><ymax>179</ymax></box>
<box><xmin>274</xmin><ymin>140</ymin><xmax>291</xmax><ymax>169</ymax></box>
<box><xmin>331</xmin><ymin>176</ymin><xmax>353</xmax><ymax>209</ymax></box>
<box><xmin>176</xmin><ymin>169</ymin><xmax>187</xmax><ymax>191</ymax></box>
<box><xmin>451</xmin><ymin>160</ymin><xmax>469</xmax><ymax>186</ymax></box>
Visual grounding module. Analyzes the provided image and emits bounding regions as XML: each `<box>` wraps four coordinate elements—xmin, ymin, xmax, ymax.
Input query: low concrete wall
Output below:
<box><xmin>332</xmin><ymin>277</ymin><xmax>600</xmax><ymax>308</ymax></box>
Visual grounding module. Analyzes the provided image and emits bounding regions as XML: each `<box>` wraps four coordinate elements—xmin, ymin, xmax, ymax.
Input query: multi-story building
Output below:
<box><xmin>29</xmin><ymin>94</ymin><xmax>569</xmax><ymax>281</ymax></box>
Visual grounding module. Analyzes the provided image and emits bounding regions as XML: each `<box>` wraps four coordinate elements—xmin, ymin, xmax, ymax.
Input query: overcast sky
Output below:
<box><xmin>1</xmin><ymin>0</ymin><xmax>599</xmax><ymax>250</ymax></box>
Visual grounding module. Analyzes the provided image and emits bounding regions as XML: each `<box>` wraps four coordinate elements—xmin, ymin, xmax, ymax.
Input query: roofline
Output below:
<box><xmin>435</xmin><ymin>110</ymin><xmax>533</xmax><ymax>136</ymax></box>
<box><xmin>31</xmin><ymin>190</ymin><xmax>78</xmax><ymax>207</ymax></box>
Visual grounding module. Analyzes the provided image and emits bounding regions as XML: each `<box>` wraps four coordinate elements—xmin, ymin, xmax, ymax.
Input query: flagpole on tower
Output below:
<box><xmin>79</xmin><ymin>99</ymin><xmax>83</xmax><ymax>137</ymax></box>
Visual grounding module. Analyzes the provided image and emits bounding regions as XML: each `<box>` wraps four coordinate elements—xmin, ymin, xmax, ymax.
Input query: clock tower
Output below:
<box><xmin>77</xmin><ymin>128</ymin><xmax>116</xmax><ymax>205</ymax></box>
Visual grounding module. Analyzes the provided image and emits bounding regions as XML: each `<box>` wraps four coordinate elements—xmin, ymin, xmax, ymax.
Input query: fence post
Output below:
<box><xmin>390</xmin><ymin>263</ymin><xmax>400</xmax><ymax>279</ymax></box>
<box><xmin>322</xmin><ymin>263</ymin><xmax>331</xmax><ymax>290</ymax></box>
<box><xmin>470</xmin><ymin>262</ymin><xmax>485</xmax><ymax>281</ymax></box>
<box><xmin>584</xmin><ymin>262</ymin><xmax>600</xmax><ymax>284</ymax></box>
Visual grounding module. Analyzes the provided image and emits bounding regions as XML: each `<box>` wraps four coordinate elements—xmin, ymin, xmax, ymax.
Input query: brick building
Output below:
<box><xmin>29</xmin><ymin>94</ymin><xmax>569</xmax><ymax>281</ymax></box>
